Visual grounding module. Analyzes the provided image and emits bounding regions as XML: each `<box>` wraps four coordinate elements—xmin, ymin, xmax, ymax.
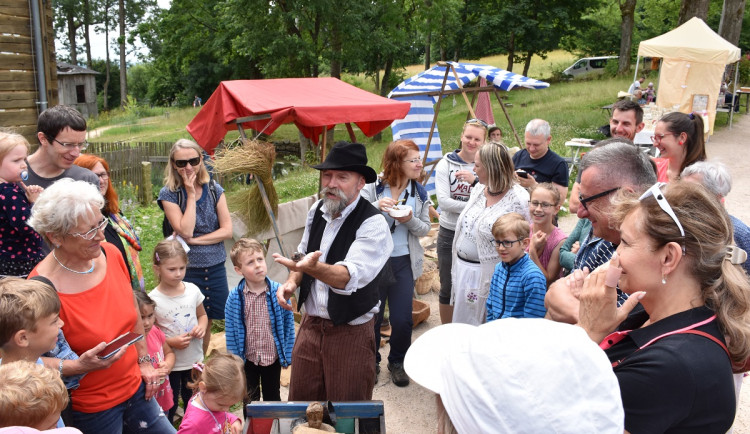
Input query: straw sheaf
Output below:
<box><xmin>212</xmin><ymin>139</ymin><xmax>278</xmax><ymax>236</ymax></box>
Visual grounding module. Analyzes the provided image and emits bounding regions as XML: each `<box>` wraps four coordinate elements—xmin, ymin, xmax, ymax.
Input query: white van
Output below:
<box><xmin>563</xmin><ymin>56</ymin><xmax>618</xmax><ymax>78</ymax></box>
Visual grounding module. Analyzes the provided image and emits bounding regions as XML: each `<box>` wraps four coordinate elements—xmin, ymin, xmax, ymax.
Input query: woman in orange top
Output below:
<box><xmin>28</xmin><ymin>178</ymin><xmax>175</xmax><ymax>433</ymax></box>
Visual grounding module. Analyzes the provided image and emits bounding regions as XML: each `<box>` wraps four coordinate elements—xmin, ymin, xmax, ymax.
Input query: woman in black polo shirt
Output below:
<box><xmin>577</xmin><ymin>181</ymin><xmax>750</xmax><ymax>433</ymax></box>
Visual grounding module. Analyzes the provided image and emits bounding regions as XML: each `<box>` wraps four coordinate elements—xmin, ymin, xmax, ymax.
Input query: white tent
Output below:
<box><xmin>637</xmin><ymin>17</ymin><xmax>741</xmax><ymax>133</ymax></box>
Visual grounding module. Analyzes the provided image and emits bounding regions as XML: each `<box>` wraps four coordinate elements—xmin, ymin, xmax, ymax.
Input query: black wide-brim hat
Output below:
<box><xmin>312</xmin><ymin>141</ymin><xmax>377</xmax><ymax>183</ymax></box>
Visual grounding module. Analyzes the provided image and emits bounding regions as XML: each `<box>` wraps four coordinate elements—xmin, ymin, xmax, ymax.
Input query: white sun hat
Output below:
<box><xmin>404</xmin><ymin>318</ymin><xmax>624</xmax><ymax>433</ymax></box>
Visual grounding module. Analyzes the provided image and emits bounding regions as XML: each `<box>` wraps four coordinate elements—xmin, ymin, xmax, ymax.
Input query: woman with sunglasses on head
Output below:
<box><xmin>158</xmin><ymin>139</ymin><xmax>232</xmax><ymax>356</ymax></box>
<box><xmin>361</xmin><ymin>139</ymin><xmax>431</xmax><ymax>387</ymax></box>
<box><xmin>577</xmin><ymin>181</ymin><xmax>750</xmax><ymax>433</ymax></box>
<box><xmin>28</xmin><ymin>179</ymin><xmax>175</xmax><ymax>433</ymax></box>
<box><xmin>74</xmin><ymin>154</ymin><xmax>144</xmax><ymax>291</ymax></box>
<box><xmin>652</xmin><ymin>112</ymin><xmax>706</xmax><ymax>183</ymax></box>
<box><xmin>434</xmin><ymin>118</ymin><xmax>487</xmax><ymax>324</ymax></box>
<box><xmin>451</xmin><ymin>142</ymin><xmax>530</xmax><ymax>326</ymax></box>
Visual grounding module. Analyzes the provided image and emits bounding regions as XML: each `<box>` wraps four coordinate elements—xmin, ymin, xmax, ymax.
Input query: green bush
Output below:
<box><xmin>739</xmin><ymin>58</ymin><xmax>750</xmax><ymax>86</ymax></box>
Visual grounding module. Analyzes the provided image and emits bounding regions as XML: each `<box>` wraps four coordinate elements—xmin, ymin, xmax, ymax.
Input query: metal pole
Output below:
<box><xmin>29</xmin><ymin>0</ymin><xmax>48</xmax><ymax>112</ymax></box>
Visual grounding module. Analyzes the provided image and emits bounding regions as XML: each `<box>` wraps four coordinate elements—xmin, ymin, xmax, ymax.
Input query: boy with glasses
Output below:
<box><xmin>486</xmin><ymin>213</ymin><xmax>546</xmax><ymax>321</ymax></box>
<box><xmin>26</xmin><ymin>105</ymin><xmax>98</xmax><ymax>189</ymax></box>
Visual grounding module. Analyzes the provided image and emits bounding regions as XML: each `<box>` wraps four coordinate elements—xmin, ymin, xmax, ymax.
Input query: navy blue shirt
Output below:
<box><xmin>512</xmin><ymin>148</ymin><xmax>569</xmax><ymax>187</ymax></box>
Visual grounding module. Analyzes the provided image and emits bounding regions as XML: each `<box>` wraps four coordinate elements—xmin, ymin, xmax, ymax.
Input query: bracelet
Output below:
<box><xmin>137</xmin><ymin>355</ymin><xmax>152</xmax><ymax>364</ymax></box>
<box><xmin>58</xmin><ymin>359</ymin><xmax>64</xmax><ymax>375</ymax></box>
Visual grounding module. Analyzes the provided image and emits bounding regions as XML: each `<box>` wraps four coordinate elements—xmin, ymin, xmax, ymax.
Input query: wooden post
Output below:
<box><xmin>494</xmin><ymin>90</ymin><xmax>522</xmax><ymax>148</ymax></box>
<box><xmin>318</xmin><ymin>126</ymin><xmax>328</xmax><ymax>194</ymax></box>
<box><xmin>140</xmin><ymin>161</ymin><xmax>152</xmax><ymax>205</ymax></box>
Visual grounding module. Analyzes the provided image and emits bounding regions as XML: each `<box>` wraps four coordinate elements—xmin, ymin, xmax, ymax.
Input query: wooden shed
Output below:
<box><xmin>57</xmin><ymin>61</ymin><xmax>98</xmax><ymax>118</ymax></box>
<box><xmin>0</xmin><ymin>0</ymin><xmax>58</xmax><ymax>146</ymax></box>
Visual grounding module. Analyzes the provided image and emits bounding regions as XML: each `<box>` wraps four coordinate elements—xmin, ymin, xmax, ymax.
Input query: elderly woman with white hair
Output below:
<box><xmin>29</xmin><ymin>178</ymin><xmax>175</xmax><ymax>433</ymax></box>
<box><xmin>681</xmin><ymin>160</ymin><xmax>750</xmax><ymax>275</ymax></box>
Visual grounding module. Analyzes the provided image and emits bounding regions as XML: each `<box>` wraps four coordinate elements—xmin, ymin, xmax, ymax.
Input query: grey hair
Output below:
<box><xmin>27</xmin><ymin>178</ymin><xmax>104</xmax><ymax>246</ymax></box>
<box><xmin>580</xmin><ymin>141</ymin><xmax>656</xmax><ymax>193</ymax></box>
<box><xmin>681</xmin><ymin>160</ymin><xmax>732</xmax><ymax>198</ymax></box>
<box><xmin>525</xmin><ymin>119</ymin><xmax>550</xmax><ymax>138</ymax></box>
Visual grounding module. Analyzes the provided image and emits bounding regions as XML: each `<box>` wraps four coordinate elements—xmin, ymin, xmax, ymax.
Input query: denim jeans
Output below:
<box><xmin>437</xmin><ymin>227</ymin><xmax>455</xmax><ymax>304</ymax></box>
<box><xmin>70</xmin><ymin>382</ymin><xmax>176</xmax><ymax>434</ymax></box>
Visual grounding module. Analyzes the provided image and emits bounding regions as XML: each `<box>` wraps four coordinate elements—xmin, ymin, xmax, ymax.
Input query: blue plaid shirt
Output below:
<box><xmin>44</xmin><ymin>330</ymin><xmax>84</xmax><ymax>389</ymax></box>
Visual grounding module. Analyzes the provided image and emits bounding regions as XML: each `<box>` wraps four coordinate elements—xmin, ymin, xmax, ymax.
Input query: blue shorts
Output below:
<box><xmin>185</xmin><ymin>262</ymin><xmax>228</xmax><ymax>320</ymax></box>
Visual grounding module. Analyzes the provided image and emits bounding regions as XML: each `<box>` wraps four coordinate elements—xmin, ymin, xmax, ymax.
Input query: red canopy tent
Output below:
<box><xmin>187</xmin><ymin>77</ymin><xmax>411</xmax><ymax>153</ymax></box>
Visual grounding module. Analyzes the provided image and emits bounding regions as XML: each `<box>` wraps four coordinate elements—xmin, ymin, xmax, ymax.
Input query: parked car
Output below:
<box><xmin>563</xmin><ymin>56</ymin><xmax>618</xmax><ymax>78</ymax></box>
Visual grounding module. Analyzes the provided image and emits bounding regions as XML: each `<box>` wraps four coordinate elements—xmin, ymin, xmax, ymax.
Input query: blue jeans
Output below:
<box><xmin>70</xmin><ymin>382</ymin><xmax>176</xmax><ymax>434</ymax></box>
<box><xmin>374</xmin><ymin>255</ymin><xmax>414</xmax><ymax>365</ymax></box>
<box><xmin>437</xmin><ymin>227</ymin><xmax>455</xmax><ymax>305</ymax></box>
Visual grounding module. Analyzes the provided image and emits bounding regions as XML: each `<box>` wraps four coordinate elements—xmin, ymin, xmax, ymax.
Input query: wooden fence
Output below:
<box><xmin>86</xmin><ymin>141</ymin><xmax>173</xmax><ymax>204</ymax></box>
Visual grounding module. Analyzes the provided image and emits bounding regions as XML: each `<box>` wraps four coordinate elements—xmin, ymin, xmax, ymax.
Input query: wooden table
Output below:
<box><xmin>736</xmin><ymin>90</ymin><xmax>750</xmax><ymax>114</ymax></box>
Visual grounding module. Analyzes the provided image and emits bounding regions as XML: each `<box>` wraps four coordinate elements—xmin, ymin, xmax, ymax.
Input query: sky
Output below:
<box><xmin>56</xmin><ymin>0</ymin><xmax>171</xmax><ymax>65</ymax></box>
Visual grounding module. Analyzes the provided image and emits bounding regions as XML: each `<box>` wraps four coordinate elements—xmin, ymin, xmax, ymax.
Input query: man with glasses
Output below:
<box><xmin>512</xmin><ymin>119</ymin><xmax>568</xmax><ymax>203</ymax></box>
<box><xmin>26</xmin><ymin>105</ymin><xmax>98</xmax><ymax>189</ymax></box>
<box><xmin>545</xmin><ymin>141</ymin><xmax>656</xmax><ymax>324</ymax></box>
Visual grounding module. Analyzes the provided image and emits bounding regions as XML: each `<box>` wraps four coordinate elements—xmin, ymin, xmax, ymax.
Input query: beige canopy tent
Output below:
<box><xmin>637</xmin><ymin>17</ymin><xmax>741</xmax><ymax>133</ymax></box>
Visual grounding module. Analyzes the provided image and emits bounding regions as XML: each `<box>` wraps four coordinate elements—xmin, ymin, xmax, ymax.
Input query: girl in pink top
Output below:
<box><xmin>135</xmin><ymin>290</ymin><xmax>175</xmax><ymax>414</ymax></box>
<box><xmin>528</xmin><ymin>183</ymin><xmax>567</xmax><ymax>285</ymax></box>
<box><xmin>178</xmin><ymin>353</ymin><xmax>245</xmax><ymax>434</ymax></box>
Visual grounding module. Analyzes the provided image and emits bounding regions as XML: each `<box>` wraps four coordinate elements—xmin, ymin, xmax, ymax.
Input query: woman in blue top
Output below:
<box><xmin>158</xmin><ymin>139</ymin><xmax>232</xmax><ymax>355</ymax></box>
<box><xmin>361</xmin><ymin>139</ymin><xmax>431</xmax><ymax>387</ymax></box>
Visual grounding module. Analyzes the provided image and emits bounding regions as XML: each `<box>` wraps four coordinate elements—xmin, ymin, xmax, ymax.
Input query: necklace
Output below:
<box><xmin>486</xmin><ymin>188</ymin><xmax>505</xmax><ymax>197</ymax></box>
<box><xmin>52</xmin><ymin>250</ymin><xmax>95</xmax><ymax>274</ymax></box>
<box><xmin>197</xmin><ymin>392</ymin><xmax>225</xmax><ymax>433</ymax></box>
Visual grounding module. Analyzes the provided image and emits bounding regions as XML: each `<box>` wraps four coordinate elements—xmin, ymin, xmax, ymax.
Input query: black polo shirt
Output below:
<box><xmin>605</xmin><ymin>306</ymin><xmax>735</xmax><ymax>434</ymax></box>
<box><xmin>511</xmin><ymin>148</ymin><xmax>569</xmax><ymax>186</ymax></box>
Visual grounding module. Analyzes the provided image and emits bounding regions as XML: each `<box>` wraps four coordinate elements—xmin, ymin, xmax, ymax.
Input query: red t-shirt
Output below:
<box><xmin>31</xmin><ymin>242</ymin><xmax>141</xmax><ymax>412</ymax></box>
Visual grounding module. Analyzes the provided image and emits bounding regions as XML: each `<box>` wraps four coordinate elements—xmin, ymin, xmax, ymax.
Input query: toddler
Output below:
<box><xmin>0</xmin><ymin>132</ymin><xmax>45</xmax><ymax>277</ymax></box>
<box><xmin>135</xmin><ymin>290</ymin><xmax>175</xmax><ymax>415</ymax></box>
<box><xmin>177</xmin><ymin>353</ymin><xmax>245</xmax><ymax>434</ymax></box>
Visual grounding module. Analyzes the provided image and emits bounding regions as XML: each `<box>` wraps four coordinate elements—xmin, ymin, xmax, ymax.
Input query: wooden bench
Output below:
<box><xmin>245</xmin><ymin>401</ymin><xmax>386</xmax><ymax>434</ymax></box>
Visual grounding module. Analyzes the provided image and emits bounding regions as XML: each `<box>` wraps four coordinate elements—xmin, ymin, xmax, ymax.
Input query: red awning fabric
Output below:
<box><xmin>186</xmin><ymin>77</ymin><xmax>411</xmax><ymax>153</ymax></box>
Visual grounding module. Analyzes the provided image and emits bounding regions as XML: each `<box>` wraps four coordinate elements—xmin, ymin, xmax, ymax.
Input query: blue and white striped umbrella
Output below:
<box><xmin>388</xmin><ymin>62</ymin><xmax>549</xmax><ymax>194</ymax></box>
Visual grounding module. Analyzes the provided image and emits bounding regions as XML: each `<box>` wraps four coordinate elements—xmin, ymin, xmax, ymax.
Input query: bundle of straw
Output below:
<box><xmin>211</xmin><ymin>139</ymin><xmax>278</xmax><ymax>236</ymax></box>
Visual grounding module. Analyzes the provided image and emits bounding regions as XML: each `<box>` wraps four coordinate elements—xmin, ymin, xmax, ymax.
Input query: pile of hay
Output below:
<box><xmin>212</xmin><ymin>139</ymin><xmax>278</xmax><ymax>236</ymax></box>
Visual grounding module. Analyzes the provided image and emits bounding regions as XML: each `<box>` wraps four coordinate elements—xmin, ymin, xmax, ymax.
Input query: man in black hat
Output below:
<box><xmin>274</xmin><ymin>141</ymin><xmax>393</xmax><ymax>401</ymax></box>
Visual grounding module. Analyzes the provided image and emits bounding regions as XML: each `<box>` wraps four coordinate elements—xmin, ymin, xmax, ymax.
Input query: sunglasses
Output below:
<box><xmin>639</xmin><ymin>182</ymin><xmax>686</xmax><ymax>254</ymax></box>
<box><xmin>174</xmin><ymin>157</ymin><xmax>201</xmax><ymax>168</ymax></box>
<box><xmin>579</xmin><ymin>187</ymin><xmax>619</xmax><ymax>212</ymax></box>
<box><xmin>465</xmin><ymin>118</ymin><xmax>489</xmax><ymax>129</ymax></box>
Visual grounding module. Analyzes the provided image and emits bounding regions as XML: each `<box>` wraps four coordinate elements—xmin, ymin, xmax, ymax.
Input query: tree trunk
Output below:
<box><xmin>617</xmin><ymin>0</ymin><xmax>636</xmax><ymax>75</ymax></box>
<box><xmin>719</xmin><ymin>0</ymin><xmax>746</xmax><ymax>46</ymax></box>
<box><xmin>522</xmin><ymin>51</ymin><xmax>533</xmax><ymax>77</ymax></box>
<box><xmin>84</xmin><ymin>0</ymin><xmax>92</xmax><ymax>68</ymax></box>
<box><xmin>103</xmin><ymin>14</ymin><xmax>110</xmax><ymax>111</ymax></box>
<box><xmin>679</xmin><ymin>0</ymin><xmax>710</xmax><ymax>24</ymax></box>
<box><xmin>119</xmin><ymin>0</ymin><xmax>127</xmax><ymax>107</ymax></box>
<box><xmin>330</xmin><ymin>25</ymin><xmax>342</xmax><ymax>79</ymax></box>
<box><xmin>506</xmin><ymin>32</ymin><xmax>515</xmax><ymax>72</ymax></box>
<box><xmin>424</xmin><ymin>0</ymin><xmax>431</xmax><ymax>70</ymax></box>
<box><xmin>67</xmin><ymin>11</ymin><xmax>78</xmax><ymax>64</ymax></box>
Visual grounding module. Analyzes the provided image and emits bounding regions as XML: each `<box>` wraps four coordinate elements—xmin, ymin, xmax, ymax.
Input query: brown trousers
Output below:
<box><xmin>288</xmin><ymin>314</ymin><xmax>376</xmax><ymax>401</ymax></box>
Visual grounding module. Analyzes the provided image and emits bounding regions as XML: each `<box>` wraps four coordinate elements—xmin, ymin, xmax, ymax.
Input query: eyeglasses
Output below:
<box><xmin>94</xmin><ymin>172</ymin><xmax>109</xmax><ymax>180</ymax></box>
<box><xmin>493</xmin><ymin>238</ymin><xmax>525</xmax><ymax>248</ymax></box>
<box><xmin>465</xmin><ymin>118</ymin><xmax>489</xmax><ymax>129</ymax></box>
<box><xmin>639</xmin><ymin>182</ymin><xmax>686</xmax><ymax>253</ymax></box>
<box><xmin>174</xmin><ymin>157</ymin><xmax>201</xmax><ymax>168</ymax></box>
<box><xmin>579</xmin><ymin>187</ymin><xmax>619</xmax><ymax>212</ymax></box>
<box><xmin>49</xmin><ymin>136</ymin><xmax>89</xmax><ymax>151</ymax></box>
<box><xmin>529</xmin><ymin>200</ymin><xmax>555</xmax><ymax>210</ymax></box>
<box><xmin>650</xmin><ymin>133</ymin><xmax>677</xmax><ymax>144</ymax></box>
<box><xmin>403</xmin><ymin>158</ymin><xmax>422</xmax><ymax>165</ymax></box>
<box><xmin>68</xmin><ymin>217</ymin><xmax>108</xmax><ymax>240</ymax></box>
